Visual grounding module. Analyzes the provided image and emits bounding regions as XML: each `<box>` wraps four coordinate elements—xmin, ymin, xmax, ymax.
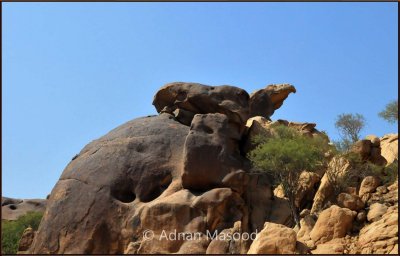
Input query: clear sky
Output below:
<box><xmin>2</xmin><ymin>3</ymin><xmax>398</xmax><ymax>199</ymax></box>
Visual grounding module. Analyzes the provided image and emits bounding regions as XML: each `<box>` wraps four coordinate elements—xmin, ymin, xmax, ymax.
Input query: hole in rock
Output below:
<box><xmin>138</xmin><ymin>171</ymin><xmax>173</xmax><ymax>202</ymax></box>
<box><xmin>9</xmin><ymin>205</ymin><xmax>17</xmax><ymax>210</ymax></box>
<box><xmin>110</xmin><ymin>179</ymin><xmax>136</xmax><ymax>203</ymax></box>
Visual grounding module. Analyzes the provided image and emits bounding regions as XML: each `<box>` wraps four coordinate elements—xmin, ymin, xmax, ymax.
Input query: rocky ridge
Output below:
<box><xmin>9</xmin><ymin>82</ymin><xmax>396</xmax><ymax>254</ymax></box>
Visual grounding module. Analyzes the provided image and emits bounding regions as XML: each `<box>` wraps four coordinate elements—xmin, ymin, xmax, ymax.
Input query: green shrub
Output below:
<box><xmin>248</xmin><ymin>125</ymin><xmax>331</xmax><ymax>226</ymax></box>
<box><xmin>1</xmin><ymin>211</ymin><xmax>43</xmax><ymax>254</ymax></box>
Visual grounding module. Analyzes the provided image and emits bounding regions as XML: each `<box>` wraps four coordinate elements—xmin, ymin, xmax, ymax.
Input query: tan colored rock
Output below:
<box><xmin>380</xmin><ymin>134</ymin><xmax>398</xmax><ymax>165</ymax></box>
<box><xmin>366</xmin><ymin>135</ymin><xmax>381</xmax><ymax>147</ymax></box>
<box><xmin>18</xmin><ymin>227</ymin><xmax>35</xmax><ymax>252</ymax></box>
<box><xmin>367</xmin><ymin>203</ymin><xmax>388</xmax><ymax>222</ymax></box>
<box><xmin>359</xmin><ymin>176</ymin><xmax>380</xmax><ymax>197</ymax></box>
<box><xmin>267</xmin><ymin>197</ymin><xmax>293</xmax><ymax>227</ymax></box>
<box><xmin>297</xmin><ymin>214</ymin><xmax>316</xmax><ymax>244</ymax></box>
<box><xmin>124</xmin><ymin>241</ymin><xmax>140</xmax><ymax>254</ymax></box>
<box><xmin>244</xmin><ymin>173</ymin><xmax>274</xmax><ymax>233</ymax></box>
<box><xmin>356</xmin><ymin>210</ymin><xmax>367</xmax><ymax>223</ymax></box>
<box><xmin>244</xmin><ymin>116</ymin><xmax>327</xmax><ymax>154</ymax></box>
<box><xmin>311</xmin><ymin>238</ymin><xmax>345</xmax><ymax>254</ymax></box>
<box><xmin>2</xmin><ymin>197</ymin><xmax>46</xmax><ymax>221</ymax></box>
<box><xmin>249</xmin><ymin>84</ymin><xmax>296</xmax><ymax>118</ymax></box>
<box><xmin>337</xmin><ymin>193</ymin><xmax>364</xmax><ymax>211</ymax></box>
<box><xmin>311</xmin><ymin>156</ymin><xmax>351</xmax><ymax>214</ymax></box>
<box><xmin>295</xmin><ymin>171</ymin><xmax>321</xmax><ymax>209</ymax></box>
<box><xmin>351</xmin><ymin>140</ymin><xmax>372</xmax><ymax>160</ymax></box>
<box><xmin>273</xmin><ymin>184</ymin><xmax>285</xmax><ymax>198</ymax></box>
<box><xmin>358</xmin><ymin>205</ymin><xmax>398</xmax><ymax>254</ymax></box>
<box><xmin>247</xmin><ymin>222</ymin><xmax>297</xmax><ymax>254</ymax></box>
<box><xmin>205</xmin><ymin>221</ymin><xmax>245</xmax><ymax>254</ymax></box>
<box><xmin>264</xmin><ymin>84</ymin><xmax>296</xmax><ymax>110</ymax></box>
<box><xmin>310</xmin><ymin>205</ymin><xmax>356</xmax><ymax>245</ymax></box>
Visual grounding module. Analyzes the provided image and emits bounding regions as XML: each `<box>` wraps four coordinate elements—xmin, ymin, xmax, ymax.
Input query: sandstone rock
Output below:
<box><xmin>311</xmin><ymin>238</ymin><xmax>346</xmax><ymax>254</ymax></box>
<box><xmin>260</xmin><ymin>84</ymin><xmax>296</xmax><ymax>111</ymax></box>
<box><xmin>358</xmin><ymin>205</ymin><xmax>398</xmax><ymax>254</ymax></box>
<box><xmin>1</xmin><ymin>197</ymin><xmax>46</xmax><ymax>221</ymax></box>
<box><xmin>356</xmin><ymin>210</ymin><xmax>367</xmax><ymax>223</ymax></box>
<box><xmin>243</xmin><ymin>116</ymin><xmax>327</xmax><ymax>155</ymax></box>
<box><xmin>243</xmin><ymin>173</ymin><xmax>274</xmax><ymax>232</ymax></box>
<box><xmin>310</xmin><ymin>205</ymin><xmax>356</xmax><ymax>245</ymax></box>
<box><xmin>351</xmin><ymin>140</ymin><xmax>372</xmax><ymax>160</ymax></box>
<box><xmin>267</xmin><ymin>197</ymin><xmax>293</xmax><ymax>227</ymax></box>
<box><xmin>29</xmin><ymin>114</ymin><xmax>191</xmax><ymax>253</ymax></box>
<box><xmin>311</xmin><ymin>156</ymin><xmax>351</xmax><ymax>214</ymax></box>
<box><xmin>367</xmin><ymin>203</ymin><xmax>388</xmax><ymax>222</ymax></box>
<box><xmin>191</xmin><ymin>188</ymin><xmax>245</xmax><ymax>232</ymax></box>
<box><xmin>124</xmin><ymin>241</ymin><xmax>140</xmax><ymax>254</ymax></box>
<box><xmin>376</xmin><ymin>185</ymin><xmax>388</xmax><ymax>195</ymax></box>
<box><xmin>337</xmin><ymin>193</ymin><xmax>364</xmax><ymax>211</ymax></box>
<box><xmin>359</xmin><ymin>176</ymin><xmax>380</xmax><ymax>197</ymax></box>
<box><xmin>249</xmin><ymin>84</ymin><xmax>296</xmax><ymax>118</ymax></box>
<box><xmin>369</xmin><ymin>147</ymin><xmax>387</xmax><ymax>166</ymax></box>
<box><xmin>295</xmin><ymin>171</ymin><xmax>321</xmax><ymax>210</ymax></box>
<box><xmin>181</xmin><ymin>113</ymin><xmax>247</xmax><ymax>191</ymax></box>
<box><xmin>152</xmin><ymin>82</ymin><xmax>250</xmax><ymax>127</ymax></box>
<box><xmin>18</xmin><ymin>227</ymin><xmax>35</xmax><ymax>251</ymax></box>
<box><xmin>135</xmin><ymin>188</ymin><xmax>244</xmax><ymax>254</ymax></box>
<box><xmin>247</xmin><ymin>222</ymin><xmax>297</xmax><ymax>254</ymax></box>
<box><xmin>380</xmin><ymin>134</ymin><xmax>398</xmax><ymax>165</ymax></box>
<box><xmin>366</xmin><ymin>135</ymin><xmax>380</xmax><ymax>147</ymax></box>
<box><xmin>273</xmin><ymin>184</ymin><xmax>285</xmax><ymax>198</ymax></box>
<box><xmin>205</xmin><ymin>221</ymin><xmax>244</xmax><ymax>254</ymax></box>
<box><xmin>297</xmin><ymin>214</ymin><xmax>316</xmax><ymax>245</ymax></box>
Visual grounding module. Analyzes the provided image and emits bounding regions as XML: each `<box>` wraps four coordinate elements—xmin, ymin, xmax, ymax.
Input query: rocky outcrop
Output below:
<box><xmin>367</xmin><ymin>203</ymin><xmax>388</xmax><ymax>222</ymax></box>
<box><xmin>380</xmin><ymin>134</ymin><xmax>398</xmax><ymax>165</ymax></box>
<box><xmin>358</xmin><ymin>205</ymin><xmax>398</xmax><ymax>253</ymax></box>
<box><xmin>181</xmin><ymin>113</ymin><xmax>247</xmax><ymax>191</ymax></box>
<box><xmin>310</xmin><ymin>205</ymin><xmax>356</xmax><ymax>245</ymax></box>
<box><xmin>244</xmin><ymin>116</ymin><xmax>327</xmax><ymax>154</ymax></box>
<box><xmin>249</xmin><ymin>84</ymin><xmax>296</xmax><ymax>118</ymax></box>
<box><xmin>247</xmin><ymin>222</ymin><xmax>297</xmax><ymax>254</ymax></box>
<box><xmin>337</xmin><ymin>193</ymin><xmax>364</xmax><ymax>211</ymax></box>
<box><xmin>18</xmin><ymin>227</ymin><xmax>36</xmax><ymax>252</ymax></box>
<box><xmin>352</xmin><ymin>138</ymin><xmax>387</xmax><ymax>166</ymax></box>
<box><xmin>359</xmin><ymin>176</ymin><xmax>380</xmax><ymax>197</ymax></box>
<box><xmin>153</xmin><ymin>82</ymin><xmax>250</xmax><ymax>128</ymax></box>
<box><xmin>27</xmin><ymin>83</ymin><xmax>296</xmax><ymax>254</ymax></box>
<box><xmin>1</xmin><ymin>197</ymin><xmax>47</xmax><ymax>221</ymax></box>
<box><xmin>24</xmin><ymin>82</ymin><xmax>398</xmax><ymax>254</ymax></box>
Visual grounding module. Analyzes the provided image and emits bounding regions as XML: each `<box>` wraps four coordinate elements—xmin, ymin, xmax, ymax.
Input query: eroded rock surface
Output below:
<box><xmin>25</xmin><ymin>82</ymin><xmax>397</xmax><ymax>254</ymax></box>
<box><xmin>1</xmin><ymin>197</ymin><xmax>47</xmax><ymax>221</ymax></box>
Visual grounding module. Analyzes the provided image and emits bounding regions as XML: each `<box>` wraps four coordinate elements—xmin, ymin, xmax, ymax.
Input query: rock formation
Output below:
<box><xmin>22</xmin><ymin>82</ymin><xmax>398</xmax><ymax>254</ymax></box>
<box><xmin>1</xmin><ymin>197</ymin><xmax>46</xmax><ymax>221</ymax></box>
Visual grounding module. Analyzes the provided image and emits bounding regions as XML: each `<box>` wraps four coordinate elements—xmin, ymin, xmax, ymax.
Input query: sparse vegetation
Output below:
<box><xmin>1</xmin><ymin>211</ymin><xmax>43</xmax><ymax>254</ymax></box>
<box><xmin>334</xmin><ymin>113</ymin><xmax>366</xmax><ymax>152</ymax></box>
<box><xmin>379</xmin><ymin>100</ymin><xmax>398</xmax><ymax>124</ymax></box>
<box><xmin>248</xmin><ymin>125</ymin><xmax>330</xmax><ymax>227</ymax></box>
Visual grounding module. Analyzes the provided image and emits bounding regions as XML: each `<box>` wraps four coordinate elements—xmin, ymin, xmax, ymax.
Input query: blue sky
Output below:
<box><xmin>2</xmin><ymin>3</ymin><xmax>398</xmax><ymax>198</ymax></box>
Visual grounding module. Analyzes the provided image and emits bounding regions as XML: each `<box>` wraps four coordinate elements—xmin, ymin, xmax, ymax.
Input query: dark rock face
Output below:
<box><xmin>1</xmin><ymin>197</ymin><xmax>47</xmax><ymax>221</ymax></box>
<box><xmin>182</xmin><ymin>113</ymin><xmax>247</xmax><ymax>191</ymax></box>
<box><xmin>249</xmin><ymin>84</ymin><xmax>296</xmax><ymax>119</ymax></box>
<box><xmin>28</xmin><ymin>82</ymin><xmax>298</xmax><ymax>254</ymax></box>
<box><xmin>153</xmin><ymin>82</ymin><xmax>250</xmax><ymax>127</ymax></box>
<box><xmin>29</xmin><ymin>114</ymin><xmax>190</xmax><ymax>253</ymax></box>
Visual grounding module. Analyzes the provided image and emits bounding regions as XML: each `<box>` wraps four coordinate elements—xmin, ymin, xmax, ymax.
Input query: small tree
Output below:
<box><xmin>335</xmin><ymin>113</ymin><xmax>366</xmax><ymax>152</ymax></box>
<box><xmin>248</xmin><ymin>125</ymin><xmax>330</xmax><ymax>227</ymax></box>
<box><xmin>379</xmin><ymin>100</ymin><xmax>398</xmax><ymax>124</ymax></box>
